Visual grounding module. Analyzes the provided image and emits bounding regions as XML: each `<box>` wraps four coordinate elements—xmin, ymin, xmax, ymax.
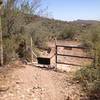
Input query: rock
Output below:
<box><xmin>0</xmin><ymin>85</ymin><xmax>9</xmax><ymax>92</ymax></box>
<box><xmin>21</xmin><ymin>95</ymin><xmax>25</xmax><ymax>99</ymax></box>
<box><xmin>8</xmin><ymin>92</ymin><xmax>14</xmax><ymax>96</ymax></box>
<box><xmin>33</xmin><ymin>98</ymin><xmax>40</xmax><ymax>100</ymax></box>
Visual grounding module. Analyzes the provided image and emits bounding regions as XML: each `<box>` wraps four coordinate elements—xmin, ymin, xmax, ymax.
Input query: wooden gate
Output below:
<box><xmin>55</xmin><ymin>44</ymin><xmax>94</xmax><ymax>66</ymax></box>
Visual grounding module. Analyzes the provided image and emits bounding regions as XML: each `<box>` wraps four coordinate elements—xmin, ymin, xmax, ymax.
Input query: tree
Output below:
<box><xmin>0</xmin><ymin>0</ymin><xmax>3</xmax><ymax>66</ymax></box>
<box><xmin>2</xmin><ymin>0</ymin><xmax>46</xmax><ymax>64</ymax></box>
<box><xmin>2</xmin><ymin>0</ymin><xmax>44</xmax><ymax>36</ymax></box>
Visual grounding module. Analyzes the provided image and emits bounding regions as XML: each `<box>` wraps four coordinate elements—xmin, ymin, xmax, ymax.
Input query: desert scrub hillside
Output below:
<box><xmin>2</xmin><ymin>11</ymin><xmax>100</xmax><ymax>64</ymax></box>
<box><xmin>1</xmin><ymin>1</ymin><xmax>100</xmax><ymax>64</ymax></box>
<box><xmin>75</xmin><ymin>25</ymin><xmax>100</xmax><ymax>100</ymax></box>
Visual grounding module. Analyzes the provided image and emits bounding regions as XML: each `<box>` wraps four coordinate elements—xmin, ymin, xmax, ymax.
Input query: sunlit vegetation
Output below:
<box><xmin>75</xmin><ymin>25</ymin><xmax>100</xmax><ymax>99</ymax></box>
<box><xmin>0</xmin><ymin>0</ymin><xmax>100</xmax><ymax>99</ymax></box>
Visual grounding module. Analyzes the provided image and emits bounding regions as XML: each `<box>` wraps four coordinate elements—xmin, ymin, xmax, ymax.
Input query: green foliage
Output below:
<box><xmin>58</xmin><ymin>28</ymin><xmax>75</xmax><ymax>40</ymax></box>
<box><xmin>24</xmin><ymin>21</ymin><xmax>49</xmax><ymax>48</ymax></box>
<box><xmin>75</xmin><ymin>65</ymin><xmax>100</xmax><ymax>99</ymax></box>
<box><xmin>3</xmin><ymin>36</ymin><xmax>18</xmax><ymax>64</ymax></box>
<box><xmin>80</xmin><ymin>24</ymin><xmax>100</xmax><ymax>66</ymax></box>
<box><xmin>75</xmin><ymin>66</ymin><xmax>100</xmax><ymax>84</ymax></box>
<box><xmin>16</xmin><ymin>40</ymin><xmax>26</xmax><ymax>58</ymax></box>
<box><xmin>1</xmin><ymin>0</ymin><xmax>44</xmax><ymax>64</ymax></box>
<box><xmin>3</xmin><ymin>33</ymin><xmax>31</xmax><ymax>64</ymax></box>
<box><xmin>1</xmin><ymin>0</ymin><xmax>100</xmax><ymax>66</ymax></box>
<box><xmin>75</xmin><ymin>25</ymin><xmax>100</xmax><ymax>99</ymax></box>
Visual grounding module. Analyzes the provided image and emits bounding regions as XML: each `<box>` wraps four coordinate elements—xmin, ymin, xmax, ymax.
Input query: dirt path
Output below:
<box><xmin>0</xmin><ymin>63</ymin><xmax>82</xmax><ymax>100</ymax></box>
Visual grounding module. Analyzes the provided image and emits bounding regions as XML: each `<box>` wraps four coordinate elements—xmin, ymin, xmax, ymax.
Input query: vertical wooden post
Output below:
<box><xmin>93</xmin><ymin>48</ymin><xmax>97</xmax><ymax>68</ymax></box>
<box><xmin>31</xmin><ymin>37</ymin><xmax>33</xmax><ymax>63</ymax></box>
<box><xmin>0</xmin><ymin>1</ymin><xmax>3</xmax><ymax>66</ymax></box>
<box><xmin>56</xmin><ymin>46</ymin><xmax>57</xmax><ymax>63</ymax></box>
<box><xmin>55</xmin><ymin>37</ymin><xmax>57</xmax><ymax>70</ymax></box>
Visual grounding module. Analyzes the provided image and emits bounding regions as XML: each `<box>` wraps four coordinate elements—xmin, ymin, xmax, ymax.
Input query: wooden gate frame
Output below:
<box><xmin>55</xmin><ymin>44</ymin><xmax>94</xmax><ymax>66</ymax></box>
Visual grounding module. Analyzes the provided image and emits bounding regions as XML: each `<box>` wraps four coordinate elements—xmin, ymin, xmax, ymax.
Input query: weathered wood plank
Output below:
<box><xmin>57</xmin><ymin>53</ymin><xmax>94</xmax><ymax>59</ymax></box>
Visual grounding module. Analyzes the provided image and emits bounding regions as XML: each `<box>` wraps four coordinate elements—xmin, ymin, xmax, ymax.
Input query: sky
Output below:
<box><xmin>41</xmin><ymin>0</ymin><xmax>100</xmax><ymax>21</ymax></box>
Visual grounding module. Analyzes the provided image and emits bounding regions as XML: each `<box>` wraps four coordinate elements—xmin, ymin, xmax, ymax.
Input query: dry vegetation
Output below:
<box><xmin>0</xmin><ymin>0</ymin><xmax>100</xmax><ymax>100</ymax></box>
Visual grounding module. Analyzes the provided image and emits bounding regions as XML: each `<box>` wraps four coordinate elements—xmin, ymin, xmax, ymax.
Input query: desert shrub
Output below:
<box><xmin>75</xmin><ymin>65</ymin><xmax>100</xmax><ymax>99</ymax></box>
<box><xmin>58</xmin><ymin>28</ymin><xmax>75</xmax><ymax>40</ymax></box>
<box><xmin>16</xmin><ymin>40</ymin><xmax>26</xmax><ymax>58</ymax></box>
<box><xmin>3</xmin><ymin>33</ymin><xmax>32</xmax><ymax>64</ymax></box>
<box><xmin>3</xmin><ymin>36</ymin><xmax>18</xmax><ymax>64</ymax></box>
<box><xmin>75</xmin><ymin>25</ymin><xmax>100</xmax><ymax>99</ymax></box>
<box><xmin>24</xmin><ymin>22</ymin><xmax>48</xmax><ymax>49</ymax></box>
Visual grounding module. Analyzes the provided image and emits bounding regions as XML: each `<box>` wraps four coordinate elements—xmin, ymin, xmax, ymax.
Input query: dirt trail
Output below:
<box><xmin>0</xmin><ymin>63</ymin><xmax>83</xmax><ymax>100</ymax></box>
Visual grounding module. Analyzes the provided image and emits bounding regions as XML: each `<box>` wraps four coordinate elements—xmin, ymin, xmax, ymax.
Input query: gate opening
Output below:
<box><xmin>37</xmin><ymin>57</ymin><xmax>50</xmax><ymax>65</ymax></box>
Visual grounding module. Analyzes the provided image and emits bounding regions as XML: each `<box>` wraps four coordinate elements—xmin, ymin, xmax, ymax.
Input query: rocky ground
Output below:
<box><xmin>0</xmin><ymin>61</ymin><xmax>84</xmax><ymax>100</ymax></box>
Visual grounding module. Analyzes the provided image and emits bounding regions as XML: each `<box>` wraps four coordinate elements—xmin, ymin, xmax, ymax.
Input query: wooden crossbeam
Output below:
<box><xmin>56</xmin><ymin>44</ymin><xmax>86</xmax><ymax>49</ymax></box>
<box><xmin>57</xmin><ymin>61</ymin><xmax>81</xmax><ymax>66</ymax></box>
<box><xmin>57</xmin><ymin>53</ymin><xmax>94</xmax><ymax>59</ymax></box>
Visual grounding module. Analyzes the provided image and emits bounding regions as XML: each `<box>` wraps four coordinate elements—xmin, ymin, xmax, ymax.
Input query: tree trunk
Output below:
<box><xmin>31</xmin><ymin>37</ymin><xmax>33</xmax><ymax>63</ymax></box>
<box><xmin>0</xmin><ymin>3</ymin><xmax>3</xmax><ymax>66</ymax></box>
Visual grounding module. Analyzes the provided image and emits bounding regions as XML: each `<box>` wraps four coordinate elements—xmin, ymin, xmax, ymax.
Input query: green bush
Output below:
<box><xmin>75</xmin><ymin>65</ymin><xmax>100</xmax><ymax>99</ymax></box>
<box><xmin>3</xmin><ymin>36</ymin><xmax>18</xmax><ymax>64</ymax></box>
<box><xmin>58</xmin><ymin>28</ymin><xmax>75</xmax><ymax>40</ymax></box>
<box><xmin>3</xmin><ymin>34</ymin><xmax>31</xmax><ymax>64</ymax></box>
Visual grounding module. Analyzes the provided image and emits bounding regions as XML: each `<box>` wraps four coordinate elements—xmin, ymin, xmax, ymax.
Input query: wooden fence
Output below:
<box><xmin>55</xmin><ymin>44</ymin><xmax>94</xmax><ymax>66</ymax></box>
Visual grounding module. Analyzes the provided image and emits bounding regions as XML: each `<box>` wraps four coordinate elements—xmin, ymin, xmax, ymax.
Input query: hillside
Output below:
<box><xmin>2</xmin><ymin>12</ymin><xmax>100</xmax><ymax>64</ymax></box>
<box><xmin>1</xmin><ymin>1</ymin><xmax>100</xmax><ymax>100</ymax></box>
<box><xmin>24</xmin><ymin>15</ymin><xmax>100</xmax><ymax>41</ymax></box>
